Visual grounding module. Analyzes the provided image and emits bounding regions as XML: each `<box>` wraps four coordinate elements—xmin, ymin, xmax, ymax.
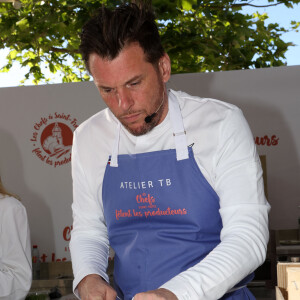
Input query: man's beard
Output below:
<box><xmin>119</xmin><ymin>88</ymin><xmax>166</xmax><ymax>136</ymax></box>
<box><xmin>122</xmin><ymin>108</ymin><xmax>162</xmax><ymax>136</ymax></box>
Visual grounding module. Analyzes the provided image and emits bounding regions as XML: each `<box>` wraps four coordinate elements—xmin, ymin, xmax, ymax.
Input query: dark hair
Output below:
<box><xmin>79</xmin><ymin>2</ymin><xmax>165</xmax><ymax>73</ymax></box>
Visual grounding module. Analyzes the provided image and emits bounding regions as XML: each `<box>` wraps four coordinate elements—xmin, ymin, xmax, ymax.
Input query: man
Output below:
<box><xmin>70</xmin><ymin>2</ymin><xmax>270</xmax><ymax>300</ymax></box>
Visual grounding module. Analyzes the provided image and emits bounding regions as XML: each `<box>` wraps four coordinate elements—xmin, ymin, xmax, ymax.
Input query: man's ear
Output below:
<box><xmin>158</xmin><ymin>53</ymin><xmax>171</xmax><ymax>83</ymax></box>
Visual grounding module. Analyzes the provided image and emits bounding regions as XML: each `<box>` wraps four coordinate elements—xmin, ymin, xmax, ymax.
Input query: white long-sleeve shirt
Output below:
<box><xmin>0</xmin><ymin>195</ymin><xmax>32</xmax><ymax>300</ymax></box>
<box><xmin>70</xmin><ymin>90</ymin><xmax>270</xmax><ymax>299</ymax></box>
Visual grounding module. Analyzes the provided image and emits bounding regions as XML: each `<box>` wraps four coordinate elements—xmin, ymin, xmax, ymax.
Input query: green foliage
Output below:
<box><xmin>0</xmin><ymin>0</ymin><xmax>299</xmax><ymax>84</ymax></box>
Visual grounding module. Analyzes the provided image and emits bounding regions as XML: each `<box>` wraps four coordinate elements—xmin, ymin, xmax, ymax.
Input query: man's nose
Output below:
<box><xmin>116</xmin><ymin>89</ymin><xmax>134</xmax><ymax>111</ymax></box>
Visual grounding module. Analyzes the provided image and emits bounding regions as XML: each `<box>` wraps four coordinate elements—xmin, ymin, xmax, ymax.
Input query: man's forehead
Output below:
<box><xmin>89</xmin><ymin>46</ymin><xmax>156</xmax><ymax>87</ymax></box>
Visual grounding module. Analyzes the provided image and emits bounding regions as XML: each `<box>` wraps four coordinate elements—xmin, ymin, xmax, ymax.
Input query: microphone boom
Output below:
<box><xmin>144</xmin><ymin>94</ymin><xmax>165</xmax><ymax>123</ymax></box>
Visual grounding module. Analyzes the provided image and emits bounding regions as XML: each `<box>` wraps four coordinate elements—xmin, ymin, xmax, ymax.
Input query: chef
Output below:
<box><xmin>70</xmin><ymin>2</ymin><xmax>270</xmax><ymax>300</ymax></box>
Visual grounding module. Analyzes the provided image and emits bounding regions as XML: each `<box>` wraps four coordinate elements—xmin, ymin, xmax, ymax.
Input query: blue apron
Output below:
<box><xmin>102</xmin><ymin>91</ymin><xmax>255</xmax><ymax>300</ymax></box>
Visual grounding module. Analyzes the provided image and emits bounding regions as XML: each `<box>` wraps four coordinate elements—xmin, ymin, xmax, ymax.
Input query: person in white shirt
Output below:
<box><xmin>0</xmin><ymin>177</ymin><xmax>32</xmax><ymax>300</ymax></box>
<box><xmin>70</xmin><ymin>2</ymin><xmax>270</xmax><ymax>300</ymax></box>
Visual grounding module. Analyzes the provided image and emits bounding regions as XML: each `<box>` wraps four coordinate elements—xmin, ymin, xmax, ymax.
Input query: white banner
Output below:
<box><xmin>0</xmin><ymin>82</ymin><xmax>104</xmax><ymax>261</ymax></box>
<box><xmin>0</xmin><ymin>66</ymin><xmax>299</xmax><ymax>260</ymax></box>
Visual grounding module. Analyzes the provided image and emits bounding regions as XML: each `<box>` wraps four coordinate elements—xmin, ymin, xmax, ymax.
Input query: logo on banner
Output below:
<box><xmin>30</xmin><ymin>113</ymin><xmax>78</xmax><ymax>167</ymax></box>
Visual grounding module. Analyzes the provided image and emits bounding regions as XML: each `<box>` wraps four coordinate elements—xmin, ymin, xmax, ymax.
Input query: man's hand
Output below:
<box><xmin>77</xmin><ymin>274</ymin><xmax>117</xmax><ymax>300</ymax></box>
<box><xmin>134</xmin><ymin>288</ymin><xmax>178</xmax><ymax>300</ymax></box>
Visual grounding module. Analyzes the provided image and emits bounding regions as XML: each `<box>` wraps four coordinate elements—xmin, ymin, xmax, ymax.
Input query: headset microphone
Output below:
<box><xmin>145</xmin><ymin>113</ymin><xmax>156</xmax><ymax>123</ymax></box>
<box><xmin>144</xmin><ymin>95</ymin><xmax>165</xmax><ymax>124</ymax></box>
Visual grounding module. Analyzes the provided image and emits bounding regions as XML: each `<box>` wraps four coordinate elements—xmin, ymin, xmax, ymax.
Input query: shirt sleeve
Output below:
<box><xmin>0</xmin><ymin>199</ymin><xmax>32</xmax><ymax>300</ymax></box>
<box><xmin>69</xmin><ymin>130</ymin><xmax>110</xmax><ymax>298</ymax></box>
<box><xmin>160</xmin><ymin>107</ymin><xmax>270</xmax><ymax>299</ymax></box>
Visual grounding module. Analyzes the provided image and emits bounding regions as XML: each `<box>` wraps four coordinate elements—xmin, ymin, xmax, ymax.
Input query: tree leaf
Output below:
<box><xmin>16</xmin><ymin>18</ymin><xmax>29</xmax><ymax>30</ymax></box>
<box><xmin>0</xmin><ymin>0</ymin><xmax>299</xmax><ymax>84</ymax></box>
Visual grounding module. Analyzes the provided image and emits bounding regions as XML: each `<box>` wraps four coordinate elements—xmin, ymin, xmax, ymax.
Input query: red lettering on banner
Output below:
<box><xmin>55</xmin><ymin>113</ymin><xmax>71</xmax><ymax>121</ymax></box>
<box><xmin>34</xmin><ymin>117</ymin><xmax>48</xmax><ymax>130</ymax></box>
<box><xmin>51</xmin><ymin>252</ymin><xmax>67</xmax><ymax>262</ymax></box>
<box><xmin>30</xmin><ymin>132</ymin><xmax>38</xmax><ymax>142</ymax></box>
<box><xmin>71</xmin><ymin>118</ymin><xmax>79</xmax><ymax>128</ymax></box>
<box><xmin>33</xmin><ymin>251</ymin><xmax>69</xmax><ymax>262</ymax></box>
<box><xmin>32</xmin><ymin>148</ymin><xmax>46</xmax><ymax>161</ymax></box>
<box><xmin>54</xmin><ymin>154</ymin><xmax>71</xmax><ymax>168</ymax></box>
<box><xmin>63</xmin><ymin>225</ymin><xmax>73</xmax><ymax>241</ymax></box>
<box><xmin>254</xmin><ymin>135</ymin><xmax>279</xmax><ymax>146</ymax></box>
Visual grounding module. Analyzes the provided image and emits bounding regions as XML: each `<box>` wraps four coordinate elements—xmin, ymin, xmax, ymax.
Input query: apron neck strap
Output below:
<box><xmin>168</xmin><ymin>91</ymin><xmax>189</xmax><ymax>161</ymax></box>
<box><xmin>110</xmin><ymin>122</ymin><xmax>121</xmax><ymax>167</ymax></box>
<box><xmin>110</xmin><ymin>90</ymin><xmax>189</xmax><ymax>167</ymax></box>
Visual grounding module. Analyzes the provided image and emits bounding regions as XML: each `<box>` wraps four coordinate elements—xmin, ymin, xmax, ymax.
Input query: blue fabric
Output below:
<box><xmin>220</xmin><ymin>287</ymin><xmax>256</xmax><ymax>300</ymax></box>
<box><xmin>102</xmin><ymin>147</ymin><xmax>254</xmax><ymax>300</ymax></box>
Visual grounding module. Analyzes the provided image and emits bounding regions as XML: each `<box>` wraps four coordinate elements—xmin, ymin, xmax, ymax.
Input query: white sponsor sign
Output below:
<box><xmin>0</xmin><ymin>66</ymin><xmax>299</xmax><ymax>260</ymax></box>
